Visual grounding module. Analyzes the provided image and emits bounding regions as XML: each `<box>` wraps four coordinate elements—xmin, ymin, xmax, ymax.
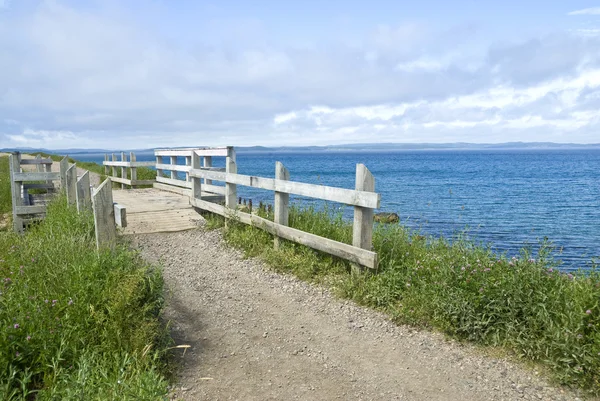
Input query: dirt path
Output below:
<box><xmin>133</xmin><ymin>227</ymin><xmax>588</xmax><ymax>401</ymax></box>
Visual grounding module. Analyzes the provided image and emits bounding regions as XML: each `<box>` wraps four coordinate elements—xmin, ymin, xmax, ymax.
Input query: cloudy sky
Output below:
<box><xmin>1</xmin><ymin>0</ymin><xmax>600</xmax><ymax>149</ymax></box>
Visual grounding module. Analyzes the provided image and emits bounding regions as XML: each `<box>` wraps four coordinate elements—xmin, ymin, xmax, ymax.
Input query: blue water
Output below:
<box><xmin>77</xmin><ymin>150</ymin><xmax>600</xmax><ymax>270</ymax></box>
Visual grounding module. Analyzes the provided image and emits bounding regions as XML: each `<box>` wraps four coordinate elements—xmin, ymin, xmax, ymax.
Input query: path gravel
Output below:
<box><xmin>132</xmin><ymin>226</ymin><xmax>592</xmax><ymax>401</ymax></box>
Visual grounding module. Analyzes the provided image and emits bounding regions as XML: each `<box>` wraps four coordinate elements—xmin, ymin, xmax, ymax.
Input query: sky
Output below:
<box><xmin>1</xmin><ymin>1</ymin><xmax>600</xmax><ymax>149</ymax></box>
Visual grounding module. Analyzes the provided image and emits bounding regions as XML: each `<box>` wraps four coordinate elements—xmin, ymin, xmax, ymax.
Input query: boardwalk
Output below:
<box><xmin>112</xmin><ymin>188</ymin><xmax>203</xmax><ymax>235</ymax></box>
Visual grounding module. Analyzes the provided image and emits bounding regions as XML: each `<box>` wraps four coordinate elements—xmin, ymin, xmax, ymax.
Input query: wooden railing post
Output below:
<box><xmin>66</xmin><ymin>164</ymin><xmax>78</xmax><ymax>205</ymax></box>
<box><xmin>9</xmin><ymin>153</ymin><xmax>24</xmax><ymax>233</ymax></box>
<box><xmin>92</xmin><ymin>179</ymin><xmax>116</xmax><ymax>250</ymax></box>
<box><xmin>130</xmin><ymin>152</ymin><xmax>137</xmax><ymax>188</ymax></box>
<box><xmin>352</xmin><ymin>164</ymin><xmax>376</xmax><ymax>270</ymax></box>
<box><xmin>111</xmin><ymin>154</ymin><xmax>117</xmax><ymax>179</ymax></box>
<box><xmin>170</xmin><ymin>156</ymin><xmax>177</xmax><ymax>180</ymax></box>
<box><xmin>225</xmin><ymin>147</ymin><xmax>237</xmax><ymax>210</ymax></box>
<box><xmin>76</xmin><ymin>170</ymin><xmax>91</xmax><ymax>212</ymax></box>
<box><xmin>104</xmin><ymin>154</ymin><xmax>109</xmax><ymax>175</ymax></box>
<box><xmin>156</xmin><ymin>155</ymin><xmax>163</xmax><ymax>178</ymax></box>
<box><xmin>59</xmin><ymin>156</ymin><xmax>69</xmax><ymax>193</ymax></box>
<box><xmin>191</xmin><ymin>150</ymin><xmax>202</xmax><ymax>201</ymax></box>
<box><xmin>274</xmin><ymin>161</ymin><xmax>290</xmax><ymax>250</ymax></box>
<box><xmin>120</xmin><ymin>152</ymin><xmax>126</xmax><ymax>189</ymax></box>
<box><xmin>185</xmin><ymin>154</ymin><xmax>191</xmax><ymax>182</ymax></box>
<box><xmin>35</xmin><ymin>154</ymin><xmax>42</xmax><ymax>173</ymax></box>
<box><xmin>203</xmin><ymin>156</ymin><xmax>213</xmax><ymax>186</ymax></box>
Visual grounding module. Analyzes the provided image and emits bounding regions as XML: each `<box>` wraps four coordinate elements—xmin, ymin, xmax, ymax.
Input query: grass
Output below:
<box><xmin>0</xmin><ymin>157</ymin><xmax>11</xmax><ymax>215</ymax></box>
<box><xmin>0</xmin><ymin>189</ymin><xmax>170</xmax><ymax>398</ymax></box>
<box><xmin>205</xmin><ymin>204</ymin><xmax>600</xmax><ymax>394</ymax></box>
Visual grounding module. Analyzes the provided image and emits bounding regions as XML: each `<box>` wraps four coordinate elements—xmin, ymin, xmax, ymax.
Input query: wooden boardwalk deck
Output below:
<box><xmin>112</xmin><ymin>188</ymin><xmax>204</xmax><ymax>235</ymax></box>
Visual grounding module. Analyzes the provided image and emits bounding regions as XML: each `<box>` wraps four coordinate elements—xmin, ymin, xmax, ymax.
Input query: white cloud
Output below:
<box><xmin>568</xmin><ymin>7</ymin><xmax>600</xmax><ymax>16</ymax></box>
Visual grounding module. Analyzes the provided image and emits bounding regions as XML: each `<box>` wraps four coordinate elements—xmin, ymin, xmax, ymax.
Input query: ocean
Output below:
<box><xmin>75</xmin><ymin>149</ymin><xmax>600</xmax><ymax>271</ymax></box>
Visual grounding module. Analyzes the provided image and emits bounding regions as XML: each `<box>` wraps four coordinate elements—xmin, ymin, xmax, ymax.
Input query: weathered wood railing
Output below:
<box><xmin>103</xmin><ymin>152</ymin><xmax>155</xmax><ymax>188</ymax></box>
<box><xmin>153</xmin><ymin>147</ymin><xmax>229</xmax><ymax>200</ymax></box>
<box><xmin>189</xmin><ymin>156</ymin><xmax>381</xmax><ymax>269</ymax></box>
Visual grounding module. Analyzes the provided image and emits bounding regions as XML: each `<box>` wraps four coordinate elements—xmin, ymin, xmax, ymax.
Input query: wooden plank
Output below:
<box><xmin>9</xmin><ymin>154</ymin><xmax>24</xmax><ymax>233</ymax></box>
<box><xmin>274</xmin><ymin>161</ymin><xmax>290</xmax><ymax>250</ymax></box>
<box><xmin>66</xmin><ymin>164</ymin><xmax>77</xmax><ymax>205</ymax></box>
<box><xmin>169</xmin><ymin>156</ymin><xmax>177</xmax><ymax>180</ymax></box>
<box><xmin>156</xmin><ymin>176</ymin><xmax>192</xmax><ymax>188</ymax></box>
<box><xmin>23</xmin><ymin>183</ymin><xmax>54</xmax><ymax>190</ymax></box>
<box><xmin>15</xmin><ymin>205</ymin><xmax>46</xmax><ymax>215</ymax></box>
<box><xmin>189</xmin><ymin>170</ymin><xmax>381</xmax><ymax>208</ymax></box>
<box><xmin>12</xmin><ymin>172</ymin><xmax>60</xmax><ymax>182</ymax></box>
<box><xmin>104</xmin><ymin>154</ymin><xmax>109</xmax><ymax>175</ymax></box>
<box><xmin>154</xmin><ymin>149</ymin><xmax>193</xmax><ymax>157</ymax></box>
<box><xmin>194</xmin><ymin>148</ymin><xmax>229</xmax><ymax>157</ymax></box>
<box><xmin>102</xmin><ymin>161</ymin><xmax>155</xmax><ymax>167</ymax></box>
<box><xmin>114</xmin><ymin>204</ymin><xmax>127</xmax><ymax>228</ymax></box>
<box><xmin>191</xmin><ymin>150</ymin><xmax>202</xmax><ymax>201</ymax></box>
<box><xmin>131</xmin><ymin>179</ymin><xmax>156</xmax><ymax>186</ymax></box>
<box><xmin>155</xmin><ymin>163</ymin><xmax>190</xmax><ymax>172</ymax></box>
<box><xmin>76</xmin><ymin>170</ymin><xmax>91</xmax><ymax>212</ymax></box>
<box><xmin>120</xmin><ymin>152</ymin><xmax>126</xmax><ymax>189</ymax></box>
<box><xmin>191</xmin><ymin>198</ymin><xmax>377</xmax><ymax>268</ymax></box>
<box><xmin>20</xmin><ymin>158</ymin><xmax>53</xmax><ymax>165</ymax></box>
<box><xmin>130</xmin><ymin>152</ymin><xmax>137</xmax><ymax>186</ymax></box>
<box><xmin>60</xmin><ymin>157</ymin><xmax>69</xmax><ymax>192</ymax></box>
<box><xmin>352</xmin><ymin>164</ymin><xmax>376</xmax><ymax>270</ymax></box>
<box><xmin>154</xmin><ymin>148</ymin><xmax>229</xmax><ymax>157</ymax></box>
<box><xmin>153</xmin><ymin>182</ymin><xmax>192</xmax><ymax>197</ymax></box>
<box><xmin>107</xmin><ymin>176</ymin><xmax>132</xmax><ymax>185</ymax></box>
<box><xmin>225</xmin><ymin>155</ymin><xmax>237</xmax><ymax>209</ymax></box>
<box><xmin>92</xmin><ymin>179</ymin><xmax>116</xmax><ymax>250</ymax></box>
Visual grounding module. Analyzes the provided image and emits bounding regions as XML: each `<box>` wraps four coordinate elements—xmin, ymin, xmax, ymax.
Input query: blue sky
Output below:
<box><xmin>1</xmin><ymin>0</ymin><xmax>600</xmax><ymax>149</ymax></box>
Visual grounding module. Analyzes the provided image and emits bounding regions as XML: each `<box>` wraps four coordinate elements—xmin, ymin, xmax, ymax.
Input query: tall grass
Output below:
<box><xmin>0</xmin><ymin>157</ymin><xmax>11</xmax><ymax>215</ymax></box>
<box><xmin>0</xmin><ymin>197</ymin><xmax>170</xmax><ymax>400</ymax></box>
<box><xmin>206</xmin><ymin>205</ymin><xmax>600</xmax><ymax>393</ymax></box>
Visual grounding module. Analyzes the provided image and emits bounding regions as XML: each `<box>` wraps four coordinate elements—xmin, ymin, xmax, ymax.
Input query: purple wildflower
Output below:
<box><xmin>13</xmin><ymin>324</ymin><xmax>19</xmax><ymax>329</ymax></box>
<box><xmin>484</xmin><ymin>268</ymin><xmax>491</xmax><ymax>272</ymax></box>
<box><xmin>15</xmin><ymin>352</ymin><xmax>19</xmax><ymax>357</ymax></box>
<box><xmin>586</xmin><ymin>310</ymin><xmax>592</xmax><ymax>315</ymax></box>
<box><xmin>567</xmin><ymin>273</ymin><xmax>574</xmax><ymax>280</ymax></box>
<box><xmin>26</xmin><ymin>335</ymin><xmax>31</xmax><ymax>341</ymax></box>
<box><xmin>479</xmin><ymin>287</ymin><xmax>484</xmax><ymax>293</ymax></box>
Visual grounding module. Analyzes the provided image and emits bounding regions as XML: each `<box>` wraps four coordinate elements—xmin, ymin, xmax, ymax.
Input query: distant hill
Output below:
<box><xmin>2</xmin><ymin>142</ymin><xmax>600</xmax><ymax>155</ymax></box>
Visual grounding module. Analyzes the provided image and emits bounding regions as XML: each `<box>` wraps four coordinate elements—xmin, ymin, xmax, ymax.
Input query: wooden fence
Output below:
<box><xmin>187</xmin><ymin>152</ymin><xmax>381</xmax><ymax>269</ymax></box>
<box><xmin>153</xmin><ymin>147</ymin><xmax>228</xmax><ymax>201</ymax></box>
<box><xmin>103</xmin><ymin>152</ymin><xmax>155</xmax><ymax>188</ymax></box>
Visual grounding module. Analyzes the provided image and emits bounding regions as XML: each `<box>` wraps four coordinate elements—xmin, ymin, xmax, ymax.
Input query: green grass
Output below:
<box><xmin>0</xmin><ymin>157</ymin><xmax>10</xmax><ymax>216</ymax></box>
<box><xmin>0</xmin><ymin>197</ymin><xmax>171</xmax><ymax>400</ymax></box>
<box><xmin>206</xmin><ymin>205</ymin><xmax>600</xmax><ymax>394</ymax></box>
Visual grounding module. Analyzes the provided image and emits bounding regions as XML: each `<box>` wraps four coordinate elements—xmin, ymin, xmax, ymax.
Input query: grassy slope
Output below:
<box><xmin>0</xmin><ymin>155</ymin><xmax>169</xmax><ymax>400</ymax></box>
<box><xmin>0</xmin><ymin>157</ymin><xmax>10</xmax><ymax>215</ymax></box>
<box><xmin>206</xmin><ymin>205</ymin><xmax>600</xmax><ymax>394</ymax></box>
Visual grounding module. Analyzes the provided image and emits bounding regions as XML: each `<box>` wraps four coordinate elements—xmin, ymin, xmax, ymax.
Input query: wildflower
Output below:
<box><xmin>406</xmin><ymin>283</ymin><xmax>411</xmax><ymax>287</ymax></box>
<box><xmin>483</xmin><ymin>268</ymin><xmax>491</xmax><ymax>272</ymax></box>
<box><xmin>68</xmin><ymin>298</ymin><xmax>73</xmax><ymax>305</ymax></box>
<box><xmin>548</xmin><ymin>268</ymin><xmax>554</xmax><ymax>273</ymax></box>
<box><xmin>15</xmin><ymin>352</ymin><xmax>19</xmax><ymax>357</ymax></box>
<box><xmin>461</xmin><ymin>266</ymin><xmax>466</xmax><ymax>271</ymax></box>
<box><xmin>479</xmin><ymin>287</ymin><xmax>484</xmax><ymax>293</ymax></box>
<box><xmin>31</xmin><ymin>258</ymin><xmax>35</xmax><ymax>262</ymax></box>
<box><xmin>13</xmin><ymin>324</ymin><xmax>19</xmax><ymax>329</ymax></box>
<box><xmin>528</xmin><ymin>258</ymin><xmax>535</xmax><ymax>263</ymax></box>
<box><xmin>44</xmin><ymin>299</ymin><xmax>48</xmax><ymax>303</ymax></box>
<box><xmin>567</xmin><ymin>274</ymin><xmax>574</xmax><ymax>280</ymax></box>
<box><xmin>508</xmin><ymin>262</ymin><xmax>514</xmax><ymax>267</ymax></box>
<box><xmin>586</xmin><ymin>310</ymin><xmax>592</xmax><ymax>315</ymax></box>
<box><xmin>26</xmin><ymin>335</ymin><xmax>31</xmax><ymax>341</ymax></box>
<box><xmin>577</xmin><ymin>334</ymin><xmax>583</xmax><ymax>339</ymax></box>
<box><xmin>51</xmin><ymin>300</ymin><xmax>57</xmax><ymax>306</ymax></box>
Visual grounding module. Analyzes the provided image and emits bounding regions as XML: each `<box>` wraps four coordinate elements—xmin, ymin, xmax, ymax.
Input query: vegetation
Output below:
<box><xmin>206</xmin><ymin>205</ymin><xmax>600</xmax><ymax>394</ymax></box>
<box><xmin>0</xmin><ymin>153</ymin><xmax>170</xmax><ymax>400</ymax></box>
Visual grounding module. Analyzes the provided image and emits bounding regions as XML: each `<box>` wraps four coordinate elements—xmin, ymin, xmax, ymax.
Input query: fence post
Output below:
<box><xmin>35</xmin><ymin>154</ymin><xmax>42</xmax><ymax>173</ymax></box>
<box><xmin>203</xmin><ymin>156</ymin><xmax>213</xmax><ymax>186</ymax></box>
<box><xmin>225</xmin><ymin>147</ymin><xmax>237</xmax><ymax>210</ymax></box>
<box><xmin>66</xmin><ymin>164</ymin><xmax>78</xmax><ymax>205</ymax></box>
<box><xmin>111</xmin><ymin>154</ymin><xmax>117</xmax><ymax>179</ymax></box>
<box><xmin>130</xmin><ymin>152</ymin><xmax>137</xmax><ymax>188</ymax></box>
<box><xmin>185</xmin><ymin>155</ymin><xmax>191</xmax><ymax>183</ymax></box>
<box><xmin>170</xmin><ymin>156</ymin><xmax>177</xmax><ymax>180</ymax></box>
<box><xmin>104</xmin><ymin>154</ymin><xmax>109</xmax><ymax>175</ymax></box>
<box><xmin>120</xmin><ymin>152</ymin><xmax>126</xmax><ymax>189</ymax></box>
<box><xmin>274</xmin><ymin>161</ymin><xmax>290</xmax><ymax>250</ymax></box>
<box><xmin>76</xmin><ymin>170</ymin><xmax>91</xmax><ymax>212</ymax></box>
<box><xmin>59</xmin><ymin>156</ymin><xmax>69</xmax><ymax>193</ymax></box>
<box><xmin>156</xmin><ymin>154</ymin><xmax>163</xmax><ymax>179</ymax></box>
<box><xmin>352</xmin><ymin>164</ymin><xmax>376</xmax><ymax>271</ymax></box>
<box><xmin>9</xmin><ymin>153</ymin><xmax>24</xmax><ymax>233</ymax></box>
<box><xmin>92</xmin><ymin>178</ymin><xmax>116</xmax><ymax>250</ymax></box>
<box><xmin>191</xmin><ymin>150</ymin><xmax>202</xmax><ymax>201</ymax></box>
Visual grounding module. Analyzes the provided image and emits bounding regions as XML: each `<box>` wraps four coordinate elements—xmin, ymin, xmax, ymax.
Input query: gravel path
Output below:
<box><xmin>133</xmin><ymin>227</ymin><xmax>591</xmax><ymax>401</ymax></box>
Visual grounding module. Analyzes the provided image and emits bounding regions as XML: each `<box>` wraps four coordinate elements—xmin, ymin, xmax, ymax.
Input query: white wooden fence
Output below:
<box><xmin>103</xmin><ymin>152</ymin><xmax>155</xmax><ymax>188</ymax></box>
<box><xmin>186</xmin><ymin>150</ymin><xmax>381</xmax><ymax>269</ymax></box>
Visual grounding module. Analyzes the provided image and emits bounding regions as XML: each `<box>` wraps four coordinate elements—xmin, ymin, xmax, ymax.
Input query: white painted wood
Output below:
<box><xmin>274</xmin><ymin>161</ymin><xmax>290</xmax><ymax>250</ymax></box>
<box><xmin>189</xmin><ymin>169</ymin><xmax>381</xmax><ymax>208</ymax></box>
<box><xmin>13</xmin><ymin>172</ymin><xmax>60</xmax><ymax>182</ymax></box>
<box><xmin>154</xmin><ymin>149</ymin><xmax>194</xmax><ymax>157</ymax></box>
<box><xmin>191</xmin><ymin>198</ymin><xmax>377</xmax><ymax>268</ymax></box>
<box><xmin>191</xmin><ymin>150</ymin><xmax>202</xmax><ymax>201</ymax></box>
<box><xmin>120</xmin><ymin>152</ymin><xmax>127</xmax><ymax>189</ymax></box>
<box><xmin>15</xmin><ymin>205</ymin><xmax>46</xmax><ymax>215</ymax></box>
<box><xmin>102</xmin><ymin>161</ymin><xmax>155</xmax><ymax>167</ymax></box>
<box><xmin>156</xmin><ymin>176</ymin><xmax>192</xmax><ymax>188</ymax></box>
<box><xmin>155</xmin><ymin>163</ymin><xmax>190</xmax><ymax>172</ymax></box>
<box><xmin>76</xmin><ymin>170</ymin><xmax>91</xmax><ymax>212</ymax></box>
<box><xmin>9</xmin><ymin>154</ymin><xmax>24</xmax><ymax>233</ymax></box>
<box><xmin>59</xmin><ymin>157</ymin><xmax>69</xmax><ymax>191</ymax></box>
<box><xmin>203</xmin><ymin>156</ymin><xmax>213</xmax><ymax>186</ymax></box>
<box><xmin>114</xmin><ymin>204</ymin><xmax>127</xmax><ymax>228</ymax></box>
<box><xmin>156</xmin><ymin>155</ymin><xmax>163</xmax><ymax>178</ymax></box>
<box><xmin>130</xmin><ymin>152</ymin><xmax>137</xmax><ymax>184</ymax></box>
<box><xmin>66</xmin><ymin>164</ymin><xmax>78</xmax><ymax>205</ymax></box>
<box><xmin>112</xmin><ymin>154</ymin><xmax>117</xmax><ymax>178</ymax></box>
<box><xmin>170</xmin><ymin>156</ymin><xmax>177</xmax><ymax>180</ymax></box>
<box><xmin>104</xmin><ymin>154</ymin><xmax>109</xmax><ymax>175</ymax></box>
<box><xmin>109</xmin><ymin>176</ymin><xmax>155</xmax><ymax>186</ymax></box>
<box><xmin>20</xmin><ymin>158</ymin><xmax>53</xmax><ymax>165</ymax></box>
<box><xmin>154</xmin><ymin>148</ymin><xmax>228</xmax><ymax>157</ymax></box>
<box><xmin>92</xmin><ymin>178</ymin><xmax>116</xmax><ymax>250</ymax></box>
<box><xmin>352</xmin><ymin>164</ymin><xmax>376</xmax><ymax>264</ymax></box>
<box><xmin>225</xmin><ymin>157</ymin><xmax>237</xmax><ymax>210</ymax></box>
<box><xmin>194</xmin><ymin>148</ymin><xmax>229</xmax><ymax>157</ymax></box>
